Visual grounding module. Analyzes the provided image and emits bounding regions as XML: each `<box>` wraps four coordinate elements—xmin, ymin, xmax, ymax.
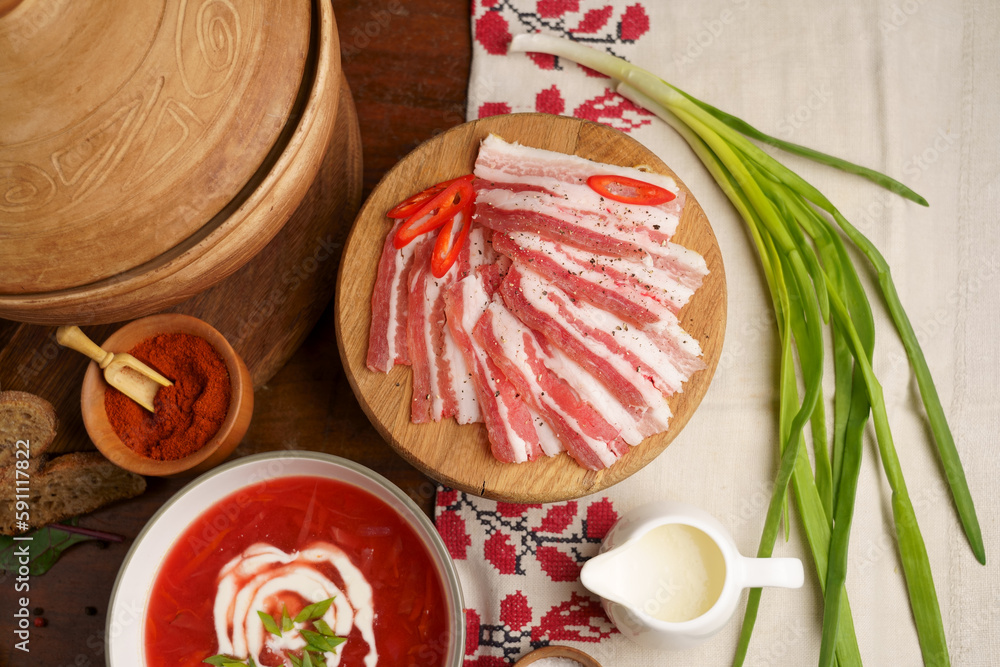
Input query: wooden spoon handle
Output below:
<box><xmin>55</xmin><ymin>325</ymin><xmax>114</xmax><ymax>368</ymax></box>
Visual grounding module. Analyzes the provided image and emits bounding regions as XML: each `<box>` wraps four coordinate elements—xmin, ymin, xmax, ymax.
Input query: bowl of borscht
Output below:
<box><xmin>108</xmin><ymin>452</ymin><xmax>464</xmax><ymax>667</ymax></box>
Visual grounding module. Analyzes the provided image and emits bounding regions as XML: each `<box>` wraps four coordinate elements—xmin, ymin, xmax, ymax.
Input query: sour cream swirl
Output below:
<box><xmin>213</xmin><ymin>543</ymin><xmax>377</xmax><ymax>667</ymax></box>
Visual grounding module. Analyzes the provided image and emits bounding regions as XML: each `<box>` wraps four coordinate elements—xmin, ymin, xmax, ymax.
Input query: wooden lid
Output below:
<box><xmin>0</xmin><ymin>0</ymin><xmax>310</xmax><ymax>293</ymax></box>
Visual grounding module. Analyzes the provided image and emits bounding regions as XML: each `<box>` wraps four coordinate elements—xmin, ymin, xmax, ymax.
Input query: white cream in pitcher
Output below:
<box><xmin>619</xmin><ymin>523</ymin><xmax>726</xmax><ymax>622</ymax></box>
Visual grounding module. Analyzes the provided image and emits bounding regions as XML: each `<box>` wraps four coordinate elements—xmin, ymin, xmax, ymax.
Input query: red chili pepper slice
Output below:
<box><xmin>386</xmin><ymin>174</ymin><xmax>474</xmax><ymax>219</ymax></box>
<box><xmin>393</xmin><ymin>178</ymin><xmax>475</xmax><ymax>249</ymax></box>
<box><xmin>430</xmin><ymin>198</ymin><xmax>474</xmax><ymax>278</ymax></box>
<box><xmin>586</xmin><ymin>174</ymin><xmax>676</xmax><ymax>206</ymax></box>
<box><xmin>387</xmin><ymin>187</ymin><xmax>442</xmax><ymax>220</ymax></box>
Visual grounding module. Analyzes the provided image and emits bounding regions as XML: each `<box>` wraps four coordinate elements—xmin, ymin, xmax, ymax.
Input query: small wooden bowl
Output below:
<box><xmin>81</xmin><ymin>314</ymin><xmax>253</xmax><ymax>476</ymax></box>
<box><xmin>513</xmin><ymin>645</ymin><xmax>603</xmax><ymax>667</ymax></box>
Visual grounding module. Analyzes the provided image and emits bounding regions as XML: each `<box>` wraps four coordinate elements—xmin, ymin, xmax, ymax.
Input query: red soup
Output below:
<box><xmin>144</xmin><ymin>476</ymin><xmax>451</xmax><ymax>667</ymax></box>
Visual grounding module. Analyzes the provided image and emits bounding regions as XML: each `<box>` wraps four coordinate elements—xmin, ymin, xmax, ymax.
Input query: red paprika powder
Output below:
<box><xmin>104</xmin><ymin>333</ymin><xmax>231</xmax><ymax>460</ymax></box>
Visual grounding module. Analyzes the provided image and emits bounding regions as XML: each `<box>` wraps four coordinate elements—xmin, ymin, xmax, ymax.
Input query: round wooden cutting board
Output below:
<box><xmin>336</xmin><ymin>113</ymin><xmax>726</xmax><ymax>503</ymax></box>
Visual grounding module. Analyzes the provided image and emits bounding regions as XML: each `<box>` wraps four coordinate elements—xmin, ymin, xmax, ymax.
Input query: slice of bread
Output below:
<box><xmin>0</xmin><ymin>452</ymin><xmax>146</xmax><ymax>535</ymax></box>
<box><xmin>0</xmin><ymin>390</ymin><xmax>58</xmax><ymax>476</ymax></box>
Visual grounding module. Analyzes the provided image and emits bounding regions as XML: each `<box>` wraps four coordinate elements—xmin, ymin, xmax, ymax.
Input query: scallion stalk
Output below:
<box><xmin>509</xmin><ymin>32</ymin><xmax>983</xmax><ymax>667</ymax></box>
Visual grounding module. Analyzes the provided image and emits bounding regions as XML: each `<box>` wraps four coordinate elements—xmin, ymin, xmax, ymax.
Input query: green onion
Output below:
<box><xmin>509</xmin><ymin>32</ymin><xmax>984</xmax><ymax>666</ymax></box>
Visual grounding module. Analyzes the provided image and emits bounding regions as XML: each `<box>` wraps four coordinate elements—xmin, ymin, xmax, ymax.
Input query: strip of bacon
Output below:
<box><xmin>492</xmin><ymin>231</ymin><xmax>704</xmax><ymax>332</ymax></box>
<box><xmin>542</xmin><ymin>342</ymin><xmax>667</xmax><ymax>446</ymax></box>
<box><xmin>499</xmin><ymin>264</ymin><xmax>677</xmax><ymax>435</ymax></box>
<box><xmin>473</xmin><ymin>134</ymin><xmax>685</xmax><ymax>233</ymax></box>
<box><xmin>367</xmin><ymin>217</ymin><xmax>422</xmax><ymax>372</ymax></box>
<box><xmin>473</xmin><ymin>196</ymin><xmax>707</xmax><ymax>283</ymax></box>
<box><xmin>473</xmin><ymin>298</ymin><xmax>630</xmax><ymax>470</ymax></box>
<box><xmin>472</xmin><ymin>136</ymin><xmax>708</xmax><ymax>282</ymax></box>
<box><xmin>408</xmin><ymin>221</ymin><xmax>491</xmax><ymax>425</ymax></box>
<box><xmin>501</xmin><ymin>264</ymin><xmax>704</xmax><ymax>400</ymax></box>
<box><xmin>444</xmin><ymin>265</ymin><xmax>562</xmax><ymax>462</ymax></box>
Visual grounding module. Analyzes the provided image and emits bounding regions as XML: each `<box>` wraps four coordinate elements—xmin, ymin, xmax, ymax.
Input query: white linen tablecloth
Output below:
<box><xmin>440</xmin><ymin>1</ymin><xmax>1000</xmax><ymax>665</ymax></box>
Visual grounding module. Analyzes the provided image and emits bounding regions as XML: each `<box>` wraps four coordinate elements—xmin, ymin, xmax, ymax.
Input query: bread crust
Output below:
<box><xmin>0</xmin><ymin>391</ymin><xmax>146</xmax><ymax>535</ymax></box>
<box><xmin>0</xmin><ymin>390</ymin><xmax>59</xmax><ymax>478</ymax></box>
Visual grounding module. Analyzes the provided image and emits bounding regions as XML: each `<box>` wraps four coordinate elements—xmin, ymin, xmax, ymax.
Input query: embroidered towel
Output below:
<box><xmin>435</xmin><ymin>1</ymin><xmax>1000</xmax><ymax>665</ymax></box>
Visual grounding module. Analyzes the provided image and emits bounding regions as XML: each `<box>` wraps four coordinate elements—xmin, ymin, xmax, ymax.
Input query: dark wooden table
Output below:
<box><xmin>0</xmin><ymin>2</ymin><xmax>470</xmax><ymax>665</ymax></box>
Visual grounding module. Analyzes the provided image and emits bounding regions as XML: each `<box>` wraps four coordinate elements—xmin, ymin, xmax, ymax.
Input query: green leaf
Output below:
<box><xmin>294</xmin><ymin>597</ymin><xmax>334</xmax><ymax>624</ymax></box>
<box><xmin>248</xmin><ymin>657</ymin><xmax>257</xmax><ymax>667</ymax></box>
<box><xmin>679</xmin><ymin>89</ymin><xmax>929</xmax><ymax>206</ymax></box>
<box><xmin>302</xmin><ymin>649</ymin><xmax>313</xmax><ymax>667</ymax></box>
<box><xmin>313</xmin><ymin>619</ymin><xmax>335</xmax><ymax>637</ymax></box>
<box><xmin>289</xmin><ymin>654</ymin><xmax>302</xmax><ymax>667</ymax></box>
<box><xmin>281</xmin><ymin>605</ymin><xmax>294</xmax><ymax>633</ymax></box>
<box><xmin>301</xmin><ymin>630</ymin><xmax>346</xmax><ymax>653</ymax></box>
<box><xmin>0</xmin><ymin>519</ymin><xmax>97</xmax><ymax>576</ymax></box>
<box><xmin>202</xmin><ymin>656</ymin><xmax>248</xmax><ymax>667</ymax></box>
<box><xmin>257</xmin><ymin>610</ymin><xmax>281</xmax><ymax>637</ymax></box>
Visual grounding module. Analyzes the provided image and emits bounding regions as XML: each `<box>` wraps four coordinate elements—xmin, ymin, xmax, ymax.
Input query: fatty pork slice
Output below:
<box><xmin>444</xmin><ymin>265</ymin><xmax>563</xmax><ymax>463</ymax></box>
<box><xmin>473</xmin><ymin>296</ymin><xmax>631</xmax><ymax>471</ymax></box>
<box><xmin>492</xmin><ymin>231</ymin><xmax>706</xmax><ymax>332</ymax></box>
<box><xmin>473</xmin><ymin>135</ymin><xmax>689</xmax><ymax>267</ymax></box>
<box><xmin>367</xmin><ymin>218</ymin><xmax>421</xmax><ymax>372</ymax></box>
<box><xmin>407</xmin><ymin>223</ymin><xmax>493</xmax><ymax>425</ymax></box>
<box><xmin>500</xmin><ymin>263</ymin><xmax>705</xmax><ymax>398</ymax></box>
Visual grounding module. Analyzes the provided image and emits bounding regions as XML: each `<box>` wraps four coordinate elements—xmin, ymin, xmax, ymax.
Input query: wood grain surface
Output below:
<box><xmin>0</xmin><ymin>0</ymin><xmax>342</xmax><ymax>326</ymax></box>
<box><xmin>0</xmin><ymin>0</ymin><xmax>310</xmax><ymax>294</ymax></box>
<box><xmin>0</xmin><ymin>2</ymin><xmax>471</xmax><ymax>664</ymax></box>
<box><xmin>337</xmin><ymin>113</ymin><xmax>726</xmax><ymax>503</ymax></box>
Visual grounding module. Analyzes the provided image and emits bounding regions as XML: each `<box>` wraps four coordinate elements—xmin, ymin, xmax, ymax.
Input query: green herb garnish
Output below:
<box><xmin>257</xmin><ymin>610</ymin><xmax>281</xmax><ymax>636</ymax></box>
<box><xmin>313</xmin><ymin>619</ymin><xmax>335</xmax><ymax>637</ymax></box>
<box><xmin>204</xmin><ymin>597</ymin><xmax>344</xmax><ymax>667</ymax></box>
<box><xmin>300</xmin><ymin>630</ymin><xmax>346</xmax><ymax>653</ymax></box>
<box><xmin>203</xmin><ymin>656</ymin><xmax>256</xmax><ymax>667</ymax></box>
<box><xmin>294</xmin><ymin>597</ymin><xmax>334</xmax><ymax>624</ymax></box>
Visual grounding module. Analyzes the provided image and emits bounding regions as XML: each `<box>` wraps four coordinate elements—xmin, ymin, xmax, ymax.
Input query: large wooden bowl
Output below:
<box><xmin>336</xmin><ymin>113</ymin><xmax>727</xmax><ymax>502</ymax></box>
<box><xmin>0</xmin><ymin>0</ymin><xmax>343</xmax><ymax>324</ymax></box>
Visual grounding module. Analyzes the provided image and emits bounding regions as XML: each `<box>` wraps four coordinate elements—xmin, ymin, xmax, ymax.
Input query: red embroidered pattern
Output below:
<box><xmin>474</xmin><ymin>0</ymin><xmax>650</xmax><ymax>50</ymax></box>
<box><xmin>479</xmin><ymin>101</ymin><xmax>513</xmax><ymax>118</ymax></box>
<box><xmin>435</xmin><ymin>489</ymin><xmax>620</xmax><ymax>662</ymax></box>
<box><xmin>472</xmin><ymin>0</ymin><xmax>654</xmax><ymax>133</ymax></box>
<box><xmin>573</xmin><ymin>89</ymin><xmax>653</xmax><ymax>131</ymax></box>
<box><xmin>475</xmin><ymin>10</ymin><xmax>513</xmax><ymax>55</ymax></box>
<box><xmin>537</xmin><ymin>0</ymin><xmax>579</xmax><ymax>18</ymax></box>
<box><xmin>437</xmin><ymin>509</ymin><xmax>472</xmax><ymax>560</ymax></box>
<box><xmin>619</xmin><ymin>3</ymin><xmax>650</xmax><ymax>41</ymax></box>
<box><xmin>535</xmin><ymin>85</ymin><xmax>566</xmax><ymax>114</ymax></box>
<box><xmin>571</xmin><ymin>6</ymin><xmax>614</xmax><ymax>34</ymax></box>
<box><xmin>533</xmin><ymin>592</ymin><xmax>615</xmax><ymax>643</ymax></box>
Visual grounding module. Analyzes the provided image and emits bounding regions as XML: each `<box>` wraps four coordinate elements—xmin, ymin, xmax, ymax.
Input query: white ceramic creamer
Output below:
<box><xmin>580</xmin><ymin>501</ymin><xmax>804</xmax><ymax>650</ymax></box>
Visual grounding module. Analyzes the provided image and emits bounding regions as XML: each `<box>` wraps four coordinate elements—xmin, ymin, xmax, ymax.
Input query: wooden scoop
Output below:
<box><xmin>56</xmin><ymin>325</ymin><xmax>172</xmax><ymax>412</ymax></box>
